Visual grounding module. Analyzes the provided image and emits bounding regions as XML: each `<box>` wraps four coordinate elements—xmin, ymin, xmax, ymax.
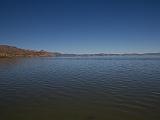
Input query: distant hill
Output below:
<box><xmin>0</xmin><ymin>45</ymin><xmax>61</xmax><ymax>58</ymax></box>
<box><xmin>60</xmin><ymin>53</ymin><xmax>160</xmax><ymax>57</ymax></box>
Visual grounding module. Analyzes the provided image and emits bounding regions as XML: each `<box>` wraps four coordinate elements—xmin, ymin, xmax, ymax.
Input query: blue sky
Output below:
<box><xmin>0</xmin><ymin>0</ymin><xmax>160</xmax><ymax>53</ymax></box>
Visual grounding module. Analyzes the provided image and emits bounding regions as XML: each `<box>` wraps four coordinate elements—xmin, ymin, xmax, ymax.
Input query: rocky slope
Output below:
<box><xmin>0</xmin><ymin>45</ymin><xmax>60</xmax><ymax>57</ymax></box>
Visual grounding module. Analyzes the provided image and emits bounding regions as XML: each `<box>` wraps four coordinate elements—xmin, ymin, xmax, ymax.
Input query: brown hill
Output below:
<box><xmin>0</xmin><ymin>45</ymin><xmax>60</xmax><ymax>57</ymax></box>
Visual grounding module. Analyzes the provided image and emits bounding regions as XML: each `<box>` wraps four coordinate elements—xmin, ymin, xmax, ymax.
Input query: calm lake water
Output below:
<box><xmin>0</xmin><ymin>56</ymin><xmax>160</xmax><ymax>120</ymax></box>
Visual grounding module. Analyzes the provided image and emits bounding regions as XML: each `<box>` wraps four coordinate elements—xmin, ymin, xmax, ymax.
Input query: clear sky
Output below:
<box><xmin>0</xmin><ymin>0</ymin><xmax>160</xmax><ymax>53</ymax></box>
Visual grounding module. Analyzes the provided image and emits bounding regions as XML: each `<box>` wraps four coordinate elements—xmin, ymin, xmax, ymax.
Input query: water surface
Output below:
<box><xmin>0</xmin><ymin>56</ymin><xmax>160</xmax><ymax>120</ymax></box>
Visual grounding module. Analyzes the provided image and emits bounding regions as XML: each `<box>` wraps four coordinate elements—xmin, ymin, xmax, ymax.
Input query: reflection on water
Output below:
<box><xmin>0</xmin><ymin>56</ymin><xmax>160</xmax><ymax>120</ymax></box>
<box><xmin>0</xmin><ymin>58</ymin><xmax>20</xmax><ymax>67</ymax></box>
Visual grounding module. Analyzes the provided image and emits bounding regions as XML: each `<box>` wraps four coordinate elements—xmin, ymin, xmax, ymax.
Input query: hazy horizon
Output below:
<box><xmin>0</xmin><ymin>0</ymin><xmax>160</xmax><ymax>54</ymax></box>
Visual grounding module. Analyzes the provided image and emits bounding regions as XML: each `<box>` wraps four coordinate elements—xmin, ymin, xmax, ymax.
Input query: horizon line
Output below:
<box><xmin>0</xmin><ymin>44</ymin><xmax>160</xmax><ymax>55</ymax></box>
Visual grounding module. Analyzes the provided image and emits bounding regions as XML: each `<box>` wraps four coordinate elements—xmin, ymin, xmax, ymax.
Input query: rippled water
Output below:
<box><xmin>0</xmin><ymin>56</ymin><xmax>160</xmax><ymax>120</ymax></box>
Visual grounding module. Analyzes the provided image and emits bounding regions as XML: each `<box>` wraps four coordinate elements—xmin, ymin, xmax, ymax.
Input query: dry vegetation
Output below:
<box><xmin>0</xmin><ymin>45</ymin><xmax>60</xmax><ymax>57</ymax></box>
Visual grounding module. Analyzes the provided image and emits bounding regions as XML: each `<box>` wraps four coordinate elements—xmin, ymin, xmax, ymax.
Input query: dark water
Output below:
<box><xmin>0</xmin><ymin>56</ymin><xmax>160</xmax><ymax>120</ymax></box>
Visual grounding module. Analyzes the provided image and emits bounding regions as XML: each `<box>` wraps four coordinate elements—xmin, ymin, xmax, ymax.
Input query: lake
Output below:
<box><xmin>0</xmin><ymin>56</ymin><xmax>160</xmax><ymax>120</ymax></box>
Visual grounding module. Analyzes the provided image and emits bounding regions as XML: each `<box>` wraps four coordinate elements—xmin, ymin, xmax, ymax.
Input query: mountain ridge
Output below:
<box><xmin>1</xmin><ymin>45</ymin><xmax>160</xmax><ymax>58</ymax></box>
